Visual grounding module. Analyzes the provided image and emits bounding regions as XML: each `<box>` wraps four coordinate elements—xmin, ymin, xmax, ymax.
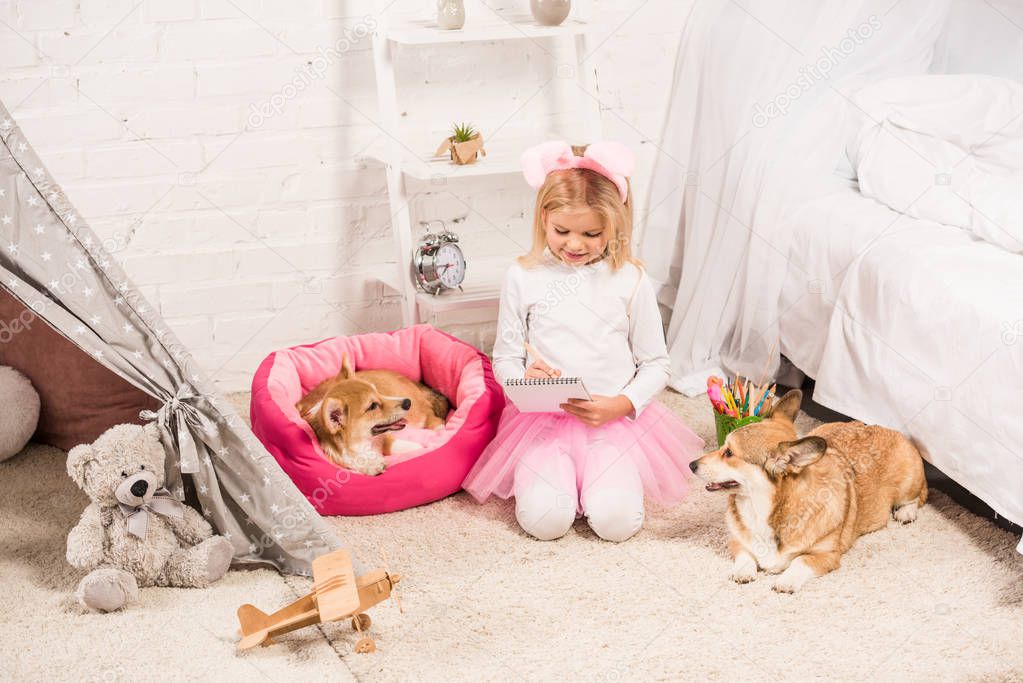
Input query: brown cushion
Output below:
<box><xmin>0</xmin><ymin>288</ymin><xmax>160</xmax><ymax>451</ymax></box>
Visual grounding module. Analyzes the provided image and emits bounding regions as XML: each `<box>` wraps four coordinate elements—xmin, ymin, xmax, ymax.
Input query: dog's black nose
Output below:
<box><xmin>400</xmin><ymin>398</ymin><xmax>411</xmax><ymax>410</ymax></box>
<box><xmin>688</xmin><ymin>460</ymin><xmax>699</xmax><ymax>473</ymax></box>
<box><xmin>130</xmin><ymin>479</ymin><xmax>149</xmax><ymax>497</ymax></box>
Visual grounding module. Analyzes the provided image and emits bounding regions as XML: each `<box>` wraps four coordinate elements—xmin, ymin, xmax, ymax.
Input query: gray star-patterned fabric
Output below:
<box><xmin>0</xmin><ymin>100</ymin><xmax>353</xmax><ymax>577</ymax></box>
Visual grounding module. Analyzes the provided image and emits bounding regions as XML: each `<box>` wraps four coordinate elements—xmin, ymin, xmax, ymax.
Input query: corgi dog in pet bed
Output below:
<box><xmin>296</xmin><ymin>354</ymin><xmax>449</xmax><ymax>476</ymax></box>
<box><xmin>689</xmin><ymin>389</ymin><xmax>927</xmax><ymax>593</ymax></box>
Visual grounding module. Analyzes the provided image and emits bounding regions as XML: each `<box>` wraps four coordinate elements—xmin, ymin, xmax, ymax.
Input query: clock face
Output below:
<box><xmin>434</xmin><ymin>242</ymin><xmax>466</xmax><ymax>288</ymax></box>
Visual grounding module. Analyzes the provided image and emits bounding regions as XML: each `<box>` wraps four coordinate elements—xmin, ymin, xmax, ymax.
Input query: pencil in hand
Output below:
<box><xmin>524</xmin><ymin>341</ymin><xmax>561</xmax><ymax>379</ymax></box>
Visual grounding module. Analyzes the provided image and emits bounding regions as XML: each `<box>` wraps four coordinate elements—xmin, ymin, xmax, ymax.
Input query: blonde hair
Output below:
<box><xmin>518</xmin><ymin>144</ymin><xmax>641</xmax><ymax>271</ymax></box>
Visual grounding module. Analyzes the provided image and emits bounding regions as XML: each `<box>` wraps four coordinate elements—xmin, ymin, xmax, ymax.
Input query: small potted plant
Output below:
<box><xmin>434</xmin><ymin>122</ymin><xmax>486</xmax><ymax>165</ymax></box>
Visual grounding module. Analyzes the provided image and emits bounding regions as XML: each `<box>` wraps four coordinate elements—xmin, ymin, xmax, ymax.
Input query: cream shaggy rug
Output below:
<box><xmin>2</xmin><ymin>391</ymin><xmax>1021</xmax><ymax>681</ymax></box>
<box><xmin>327</xmin><ymin>391</ymin><xmax>1023</xmax><ymax>682</ymax></box>
<box><xmin>0</xmin><ymin>442</ymin><xmax>354</xmax><ymax>682</ymax></box>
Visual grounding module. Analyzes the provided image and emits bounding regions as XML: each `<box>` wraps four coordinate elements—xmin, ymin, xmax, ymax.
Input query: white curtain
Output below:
<box><xmin>639</xmin><ymin>0</ymin><xmax>950</xmax><ymax>392</ymax></box>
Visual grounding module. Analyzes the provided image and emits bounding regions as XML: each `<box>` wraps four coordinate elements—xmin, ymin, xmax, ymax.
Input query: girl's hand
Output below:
<box><xmin>524</xmin><ymin>359</ymin><xmax>562</xmax><ymax>379</ymax></box>
<box><xmin>560</xmin><ymin>394</ymin><xmax>634</xmax><ymax>428</ymax></box>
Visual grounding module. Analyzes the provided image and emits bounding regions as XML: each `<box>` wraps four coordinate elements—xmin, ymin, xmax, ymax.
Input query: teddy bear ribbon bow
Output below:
<box><xmin>119</xmin><ymin>488</ymin><xmax>184</xmax><ymax>539</ymax></box>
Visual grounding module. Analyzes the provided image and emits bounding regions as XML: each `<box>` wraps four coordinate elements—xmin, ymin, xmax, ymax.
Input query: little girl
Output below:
<box><xmin>462</xmin><ymin>140</ymin><xmax>704</xmax><ymax>542</ymax></box>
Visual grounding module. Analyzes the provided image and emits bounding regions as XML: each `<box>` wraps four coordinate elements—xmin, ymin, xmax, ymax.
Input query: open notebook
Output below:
<box><xmin>503</xmin><ymin>377</ymin><xmax>593</xmax><ymax>413</ymax></box>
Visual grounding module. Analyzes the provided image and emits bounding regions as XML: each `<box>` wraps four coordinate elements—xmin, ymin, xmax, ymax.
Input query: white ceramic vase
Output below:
<box><xmin>437</xmin><ymin>0</ymin><xmax>466</xmax><ymax>30</ymax></box>
<box><xmin>530</xmin><ymin>0</ymin><xmax>571</xmax><ymax>26</ymax></box>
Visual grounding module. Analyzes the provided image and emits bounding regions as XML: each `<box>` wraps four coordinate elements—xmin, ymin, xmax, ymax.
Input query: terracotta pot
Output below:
<box><xmin>434</xmin><ymin>132</ymin><xmax>486</xmax><ymax>165</ymax></box>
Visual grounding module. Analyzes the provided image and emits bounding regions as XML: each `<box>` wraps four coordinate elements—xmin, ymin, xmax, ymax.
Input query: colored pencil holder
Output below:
<box><xmin>713</xmin><ymin>411</ymin><xmax>763</xmax><ymax>447</ymax></box>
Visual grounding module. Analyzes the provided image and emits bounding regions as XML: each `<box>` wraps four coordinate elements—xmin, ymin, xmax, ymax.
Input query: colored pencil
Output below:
<box><xmin>706</xmin><ymin>372</ymin><xmax>775</xmax><ymax>419</ymax></box>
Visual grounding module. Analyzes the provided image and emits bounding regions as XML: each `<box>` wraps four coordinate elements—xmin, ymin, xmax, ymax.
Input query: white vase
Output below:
<box><xmin>530</xmin><ymin>0</ymin><xmax>571</xmax><ymax>26</ymax></box>
<box><xmin>437</xmin><ymin>0</ymin><xmax>465</xmax><ymax>30</ymax></box>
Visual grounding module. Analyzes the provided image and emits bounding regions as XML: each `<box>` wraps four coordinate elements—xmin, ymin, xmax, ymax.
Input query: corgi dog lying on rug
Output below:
<box><xmin>296</xmin><ymin>354</ymin><xmax>449</xmax><ymax>476</ymax></box>
<box><xmin>689</xmin><ymin>389</ymin><xmax>927</xmax><ymax>593</ymax></box>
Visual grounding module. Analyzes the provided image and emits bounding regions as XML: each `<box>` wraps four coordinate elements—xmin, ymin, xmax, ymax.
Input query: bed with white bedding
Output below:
<box><xmin>778</xmin><ymin>184</ymin><xmax>1023</xmax><ymax>531</ymax></box>
<box><xmin>641</xmin><ymin>0</ymin><xmax>1023</xmax><ymax>549</ymax></box>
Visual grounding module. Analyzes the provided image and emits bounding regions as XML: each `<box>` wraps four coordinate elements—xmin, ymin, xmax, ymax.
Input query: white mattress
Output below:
<box><xmin>778</xmin><ymin>184</ymin><xmax>1023</xmax><ymax>529</ymax></box>
<box><xmin>778</xmin><ymin>183</ymin><xmax>946</xmax><ymax>375</ymax></box>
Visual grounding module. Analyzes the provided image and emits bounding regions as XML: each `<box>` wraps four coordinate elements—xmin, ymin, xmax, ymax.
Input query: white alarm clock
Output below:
<box><xmin>412</xmin><ymin>221</ymin><xmax>467</xmax><ymax>295</ymax></box>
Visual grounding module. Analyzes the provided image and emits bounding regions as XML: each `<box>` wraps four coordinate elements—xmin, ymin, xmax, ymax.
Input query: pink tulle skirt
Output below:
<box><xmin>462</xmin><ymin>400</ymin><xmax>705</xmax><ymax>508</ymax></box>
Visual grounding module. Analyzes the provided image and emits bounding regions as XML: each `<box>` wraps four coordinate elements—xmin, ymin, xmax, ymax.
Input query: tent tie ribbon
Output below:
<box><xmin>140</xmin><ymin>384</ymin><xmax>217</xmax><ymax>474</ymax></box>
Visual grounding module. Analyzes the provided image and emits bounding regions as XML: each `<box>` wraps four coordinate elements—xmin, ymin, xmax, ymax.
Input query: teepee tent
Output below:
<box><xmin>0</xmin><ymin>100</ymin><xmax>352</xmax><ymax>576</ymax></box>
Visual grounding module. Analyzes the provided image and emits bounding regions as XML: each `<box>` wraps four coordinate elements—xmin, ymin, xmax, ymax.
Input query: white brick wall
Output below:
<box><xmin>0</xmin><ymin>0</ymin><xmax>690</xmax><ymax>392</ymax></box>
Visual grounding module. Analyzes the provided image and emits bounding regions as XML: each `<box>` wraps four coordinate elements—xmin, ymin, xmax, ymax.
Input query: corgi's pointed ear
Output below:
<box><xmin>767</xmin><ymin>436</ymin><xmax>826</xmax><ymax>477</ymax></box>
<box><xmin>322</xmin><ymin>397</ymin><xmax>346</xmax><ymax>435</ymax></box>
<box><xmin>337</xmin><ymin>353</ymin><xmax>354</xmax><ymax>380</ymax></box>
<box><xmin>767</xmin><ymin>389</ymin><xmax>802</xmax><ymax>423</ymax></box>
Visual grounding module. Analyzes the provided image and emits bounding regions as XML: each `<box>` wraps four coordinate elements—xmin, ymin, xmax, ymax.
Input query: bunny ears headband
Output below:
<box><xmin>520</xmin><ymin>140</ymin><xmax>636</xmax><ymax>202</ymax></box>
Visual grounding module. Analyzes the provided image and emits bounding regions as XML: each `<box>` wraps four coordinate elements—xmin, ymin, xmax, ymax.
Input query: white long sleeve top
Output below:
<box><xmin>491</xmin><ymin>250</ymin><xmax>671</xmax><ymax>418</ymax></box>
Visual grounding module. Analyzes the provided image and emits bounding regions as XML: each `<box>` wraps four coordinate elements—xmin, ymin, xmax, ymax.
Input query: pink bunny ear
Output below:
<box><xmin>520</xmin><ymin>140</ymin><xmax>574</xmax><ymax>189</ymax></box>
<box><xmin>582</xmin><ymin>141</ymin><xmax>636</xmax><ymax>177</ymax></box>
<box><xmin>579</xmin><ymin>141</ymin><xmax>635</xmax><ymax>201</ymax></box>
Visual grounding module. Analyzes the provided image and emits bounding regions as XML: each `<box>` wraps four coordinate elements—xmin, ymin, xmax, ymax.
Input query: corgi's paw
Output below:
<box><xmin>731</xmin><ymin>568</ymin><xmax>758</xmax><ymax>584</ymax></box>
<box><xmin>345</xmin><ymin>453</ymin><xmax>386</xmax><ymax>476</ymax></box>
<box><xmin>893</xmin><ymin>501</ymin><xmax>919</xmax><ymax>524</ymax></box>
<box><xmin>773</xmin><ymin>559</ymin><xmax>814</xmax><ymax>594</ymax></box>
<box><xmin>730</xmin><ymin>554</ymin><xmax>758</xmax><ymax>584</ymax></box>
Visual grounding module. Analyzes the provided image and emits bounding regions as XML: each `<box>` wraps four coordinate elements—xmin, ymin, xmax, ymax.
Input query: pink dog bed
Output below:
<box><xmin>250</xmin><ymin>325</ymin><xmax>504</xmax><ymax>516</ymax></box>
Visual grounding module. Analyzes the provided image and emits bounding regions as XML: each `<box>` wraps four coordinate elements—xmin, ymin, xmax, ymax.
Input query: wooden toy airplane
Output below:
<box><xmin>236</xmin><ymin>549</ymin><xmax>401</xmax><ymax>653</ymax></box>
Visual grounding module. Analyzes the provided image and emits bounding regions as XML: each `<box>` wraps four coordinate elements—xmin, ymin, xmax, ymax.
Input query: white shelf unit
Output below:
<box><xmin>367</xmin><ymin>4</ymin><xmax>603</xmax><ymax>326</ymax></box>
<box><xmin>387</xmin><ymin>13</ymin><xmax>590</xmax><ymax>44</ymax></box>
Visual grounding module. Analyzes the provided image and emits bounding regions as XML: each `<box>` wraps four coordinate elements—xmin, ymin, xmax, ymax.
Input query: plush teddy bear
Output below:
<box><xmin>65</xmin><ymin>422</ymin><xmax>234</xmax><ymax>612</ymax></box>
